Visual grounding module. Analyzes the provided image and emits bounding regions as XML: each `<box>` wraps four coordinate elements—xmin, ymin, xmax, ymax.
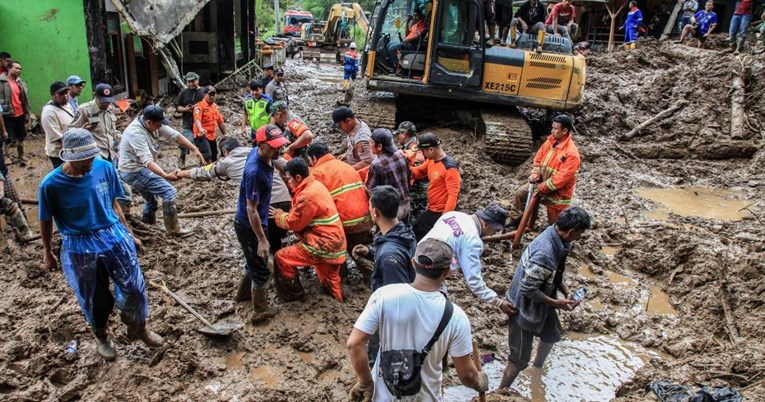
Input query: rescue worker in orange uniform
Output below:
<box><xmin>270</xmin><ymin>158</ymin><xmax>347</xmax><ymax>302</ymax></box>
<box><xmin>306</xmin><ymin>142</ymin><xmax>373</xmax><ymax>265</ymax></box>
<box><xmin>512</xmin><ymin>115</ymin><xmax>581</xmax><ymax>226</ymax></box>
<box><xmin>410</xmin><ymin>133</ymin><xmax>462</xmax><ymax>240</ymax></box>
<box><xmin>193</xmin><ymin>86</ymin><xmax>226</xmax><ymax>163</ymax></box>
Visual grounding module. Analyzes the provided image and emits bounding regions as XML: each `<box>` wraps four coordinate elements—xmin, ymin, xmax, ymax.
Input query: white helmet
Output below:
<box><xmin>350</xmin><ymin>42</ymin><xmax>357</xmax><ymax>49</ymax></box>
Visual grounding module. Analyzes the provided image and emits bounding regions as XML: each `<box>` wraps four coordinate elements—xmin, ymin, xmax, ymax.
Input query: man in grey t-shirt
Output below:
<box><xmin>332</xmin><ymin>106</ymin><xmax>374</xmax><ymax>170</ymax></box>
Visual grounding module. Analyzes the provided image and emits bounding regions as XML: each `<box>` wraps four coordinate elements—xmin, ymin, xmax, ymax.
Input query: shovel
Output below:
<box><xmin>512</xmin><ymin>183</ymin><xmax>540</xmax><ymax>250</ymax></box>
<box><xmin>149</xmin><ymin>281</ymin><xmax>243</xmax><ymax>337</ymax></box>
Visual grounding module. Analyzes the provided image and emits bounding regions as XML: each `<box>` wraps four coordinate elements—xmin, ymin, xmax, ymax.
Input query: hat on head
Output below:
<box><xmin>371</xmin><ymin>128</ymin><xmax>398</xmax><ymax>154</ymax></box>
<box><xmin>350</xmin><ymin>42</ymin><xmax>357</xmax><ymax>49</ymax></box>
<box><xmin>396</xmin><ymin>121</ymin><xmax>417</xmax><ymax>136</ymax></box>
<box><xmin>66</xmin><ymin>75</ymin><xmax>86</xmax><ymax>86</ymax></box>
<box><xmin>59</xmin><ymin>129</ymin><xmax>100</xmax><ymax>162</ymax></box>
<box><xmin>418</xmin><ymin>132</ymin><xmax>441</xmax><ymax>148</ymax></box>
<box><xmin>50</xmin><ymin>81</ymin><xmax>69</xmax><ymax>95</ymax></box>
<box><xmin>476</xmin><ymin>203</ymin><xmax>509</xmax><ymax>232</ymax></box>
<box><xmin>203</xmin><ymin>85</ymin><xmax>216</xmax><ymax>94</ymax></box>
<box><xmin>262</xmin><ymin>63</ymin><xmax>274</xmax><ymax>70</ymax></box>
<box><xmin>94</xmin><ymin>83</ymin><xmax>115</xmax><ymax>103</ymax></box>
<box><xmin>414</xmin><ymin>238</ymin><xmax>453</xmax><ymax>270</ymax></box>
<box><xmin>275</xmin><ymin>68</ymin><xmax>285</xmax><ymax>75</ymax></box>
<box><xmin>184</xmin><ymin>71</ymin><xmax>200</xmax><ymax>81</ymax></box>
<box><xmin>255</xmin><ymin>124</ymin><xmax>290</xmax><ymax>148</ymax></box>
<box><xmin>143</xmin><ymin>105</ymin><xmax>170</xmax><ymax>125</ymax></box>
<box><xmin>269</xmin><ymin>100</ymin><xmax>289</xmax><ymax>116</ymax></box>
<box><xmin>332</xmin><ymin>106</ymin><xmax>355</xmax><ymax>123</ymax></box>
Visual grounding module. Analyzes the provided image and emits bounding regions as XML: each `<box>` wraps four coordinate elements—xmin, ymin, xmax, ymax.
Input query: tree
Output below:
<box><xmin>606</xmin><ymin>0</ymin><xmax>629</xmax><ymax>52</ymax></box>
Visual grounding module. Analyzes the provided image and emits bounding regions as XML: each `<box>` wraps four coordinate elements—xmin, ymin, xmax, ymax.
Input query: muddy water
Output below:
<box><xmin>646</xmin><ymin>286</ymin><xmax>677</xmax><ymax>315</ymax></box>
<box><xmin>577</xmin><ymin>265</ymin><xmax>636</xmax><ymax>285</ymax></box>
<box><xmin>636</xmin><ymin>187</ymin><xmax>750</xmax><ymax>221</ymax></box>
<box><xmin>444</xmin><ymin>333</ymin><xmax>663</xmax><ymax>402</ymax></box>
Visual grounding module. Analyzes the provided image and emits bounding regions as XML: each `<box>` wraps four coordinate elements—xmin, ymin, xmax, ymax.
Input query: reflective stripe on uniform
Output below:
<box><xmin>301</xmin><ymin>243</ymin><xmax>347</xmax><ymax>259</ymax></box>
<box><xmin>342</xmin><ymin>215</ymin><xmax>368</xmax><ymax>227</ymax></box>
<box><xmin>544</xmin><ymin>178</ymin><xmax>557</xmax><ymax>192</ymax></box>
<box><xmin>309</xmin><ymin>213</ymin><xmax>340</xmax><ymax>226</ymax></box>
<box><xmin>329</xmin><ymin>181</ymin><xmax>364</xmax><ymax>197</ymax></box>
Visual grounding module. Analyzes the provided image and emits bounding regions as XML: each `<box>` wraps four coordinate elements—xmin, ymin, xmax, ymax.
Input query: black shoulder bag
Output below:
<box><xmin>379</xmin><ymin>296</ymin><xmax>454</xmax><ymax>399</ymax></box>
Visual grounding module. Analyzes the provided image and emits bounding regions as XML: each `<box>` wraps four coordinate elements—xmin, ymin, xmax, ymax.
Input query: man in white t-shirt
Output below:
<box><xmin>347</xmin><ymin>238</ymin><xmax>489</xmax><ymax>401</ymax></box>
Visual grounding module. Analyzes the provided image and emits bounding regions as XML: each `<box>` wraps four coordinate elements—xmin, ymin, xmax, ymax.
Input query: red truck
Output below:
<box><xmin>283</xmin><ymin>10</ymin><xmax>313</xmax><ymax>36</ymax></box>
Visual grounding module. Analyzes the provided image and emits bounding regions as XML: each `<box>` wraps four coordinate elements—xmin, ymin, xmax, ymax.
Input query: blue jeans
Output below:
<box><xmin>119</xmin><ymin>168</ymin><xmax>177</xmax><ymax>215</ymax></box>
<box><xmin>729</xmin><ymin>14</ymin><xmax>752</xmax><ymax>43</ymax></box>
<box><xmin>179</xmin><ymin>128</ymin><xmax>194</xmax><ymax>155</ymax></box>
<box><xmin>386</xmin><ymin>42</ymin><xmax>417</xmax><ymax>69</ymax></box>
<box><xmin>678</xmin><ymin>15</ymin><xmax>692</xmax><ymax>34</ymax></box>
<box><xmin>109</xmin><ymin>157</ymin><xmax>133</xmax><ymax>203</ymax></box>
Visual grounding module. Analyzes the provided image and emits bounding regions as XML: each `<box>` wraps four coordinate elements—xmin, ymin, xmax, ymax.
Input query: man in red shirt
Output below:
<box><xmin>386</xmin><ymin>9</ymin><xmax>428</xmax><ymax>73</ymax></box>
<box><xmin>193</xmin><ymin>86</ymin><xmax>226</xmax><ymax>163</ymax></box>
<box><xmin>545</xmin><ymin>0</ymin><xmax>578</xmax><ymax>43</ymax></box>
<box><xmin>0</xmin><ymin>61</ymin><xmax>31</xmax><ymax>166</ymax></box>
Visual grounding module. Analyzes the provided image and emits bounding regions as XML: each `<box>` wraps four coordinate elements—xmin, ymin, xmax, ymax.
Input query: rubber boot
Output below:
<box><xmin>273</xmin><ymin>267</ymin><xmax>305</xmax><ymax>302</ymax></box>
<box><xmin>6</xmin><ymin>205</ymin><xmax>34</xmax><ymax>242</ymax></box>
<box><xmin>141</xmin><ymin>210</ymin><xmax>157</xmax><ymax>225</ymax></box>
<box><xmin>509</xmin><ymin>28</ymin><xmax>518</xmax><ymax>48</ymax></box>
<box><xmin>735</xmin><ymin>37</ymin><xmax>744</xmax><ymax>53</ymax></box>
<box><xmin>92</xmin><ymin>326</ymin><xmax>116</xmax><ymax>361</ymax></box>
<box><xmin>125</xmin><ymin>320</ymin><xmax>164</xmax><ymax>347</ymax></box>
<box><xmin>251</xmin><ymin>283</ymin><xmax>278</xmax><ymax>323</ymax></box>
<box><xmin>234</xmin><ymin>270</ymin><xmax>253</xmax><ymax>302</ymax></box>
<box><xmin>162</xmin><ymin>201</ymin><xmax>192</xmax><ymax>237</ymax></box>
<box><xmin>16</xmin><ymin>142</ymin><xmax>25</xmax><ymax>166</ymax></box>
<box><xmin>500</xmin><ymin>28</ymin><xmax>509</xmax><ymax>46</ymax></box>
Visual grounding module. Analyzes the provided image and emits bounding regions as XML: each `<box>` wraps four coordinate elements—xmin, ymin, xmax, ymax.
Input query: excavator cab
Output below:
<box><xmin>362</xmin><ymin>0</ymin><xmax>586</xmax><ymax>165</ymax></box>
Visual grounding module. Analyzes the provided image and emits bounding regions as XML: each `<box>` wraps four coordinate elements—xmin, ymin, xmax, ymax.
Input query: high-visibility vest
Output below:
<box><xmin>311</xmin><ymin>154</ymin><xmax>372</xmax><ymax>233</ymax></box>
<box><xmin>243</xmin><ymin>95</ymin><xmax>271</xmax><ymax>131</ymax></box>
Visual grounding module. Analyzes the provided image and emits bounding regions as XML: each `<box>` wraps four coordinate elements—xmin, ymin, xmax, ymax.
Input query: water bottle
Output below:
<box><xmin>65</xmin><ymin>340</ymin><xmax>78</xmax><ymax>354</ymax></box>
<box><xmin>572</xmin><ymin>287</ymin><xmax>587</xmax><ymax>301</ymax></box>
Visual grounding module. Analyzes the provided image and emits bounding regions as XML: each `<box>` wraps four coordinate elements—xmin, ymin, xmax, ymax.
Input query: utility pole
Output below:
<box><xmin>274</xmin><ymin>0</ymin><xmax>281</xmax><ymax>34</ymax></box>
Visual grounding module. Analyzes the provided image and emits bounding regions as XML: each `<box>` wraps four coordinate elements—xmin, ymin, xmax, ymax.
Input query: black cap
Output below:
<box><xmin>203</xmin><ymin>85</ymin><xmax>216</xmax><ymax>95</ymax></box>
<box><xmin>371</xmin><ymin>128</ymin><xmax>398</xmax><ymax>154</ymax></box>
<box><xmin>418</xmin><ymin>132</ymin><xmax>441</xmax><ymax>148</ymax></box>
<box><xmin>50</xmin><ymin>81</ymin><xmax>69</xmax><ymax>95</ymax></box>
<box><xmin>476</xmin><ymin>203</ymin><xmax>509</xmax><ymax>232</ymax></box>
<box><xmin>143</xmin><ymin>105</ymin><xmax>170</xmax><ymax>125</ymax></box>
<box><xmin>95</xmin><ymin>83</ymin><xmax>116</xmax><ymax>103</ymax></box>
<box><xmin>332</xmin><ymin>106</ymin><xmax>355</xmax><ymax>123</ymax></box>
<box><xmin>414</xmin><ymin>238</ymin><xmax>453</xmax><ymax>270</ymax></box>
<box><xmin>275</xmin><ymin>68</ymin><xmax>284</xmax><ymax>75</ymax></box>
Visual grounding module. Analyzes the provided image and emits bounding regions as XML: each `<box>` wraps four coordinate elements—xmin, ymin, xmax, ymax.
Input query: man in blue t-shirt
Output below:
<box><xmin>233</xmin><ymin>124</ymin><xmax>289</xmax><ymax>323</ymax></box>
<box><xmin>676</xmin><ymin>1</ymin><xmax>718</xmax><ymax>48</ymax></box>
<box><xmin>38</xmin><ymin>129</ymin><xmax>163</xmax><ymax>362</ymax></box>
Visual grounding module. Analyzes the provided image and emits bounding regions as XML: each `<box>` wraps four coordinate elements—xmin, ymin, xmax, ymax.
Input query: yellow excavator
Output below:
<box><xmin>361</xmin><ymin>0</ymin><xmax>586</xmax><ymax>165</ymax></box>
<box><xmin>301</xmin><ymin>3</ymin><xmax>370</xmax><ymax>62</ymax></box>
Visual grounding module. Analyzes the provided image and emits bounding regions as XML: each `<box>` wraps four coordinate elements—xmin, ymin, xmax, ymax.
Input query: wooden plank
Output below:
<box><xmin>661</xmin><ymin>1</ymin><xmax>683</xmax><ymax>40</ymax></box>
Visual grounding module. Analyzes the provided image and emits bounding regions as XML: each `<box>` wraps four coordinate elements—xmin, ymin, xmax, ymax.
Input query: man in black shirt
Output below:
<box><xmin>175</xmin><ymin>72</ymin><xmax>205</xmax><ymax>166</ymax></box>
<box><xmin>260</xmin><ymin>63</ymin><xmax>274</xmax><ymax>89</ymax></box>
<box><xmin>509</xmin><ymin>0</ymin><xmax>547</xmax><ymax>48</ymax></box>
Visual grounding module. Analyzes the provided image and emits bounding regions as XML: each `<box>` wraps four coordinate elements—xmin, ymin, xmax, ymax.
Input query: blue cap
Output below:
<box><xmin>143</xmin><ymin>105</ymin><xmax>170</xmax><ymax>125</ymax></box>
<box><xmin>66</xmin><ymin>75</ymin><xmax>86</xmax><ymax>86</ymax></box>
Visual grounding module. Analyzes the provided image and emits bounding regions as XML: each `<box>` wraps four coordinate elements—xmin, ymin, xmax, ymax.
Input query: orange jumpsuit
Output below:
<box><xmin>274</xmin><ymin>175</ymin><xmax>347</xmax><ymax>301</ymax></box>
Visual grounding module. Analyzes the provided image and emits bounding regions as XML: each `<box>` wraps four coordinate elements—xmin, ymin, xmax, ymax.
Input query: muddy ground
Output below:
<box><xmin>1</xmin><ymin>37</ymin><xmax>765</xmax><ymax>401</ymax></box>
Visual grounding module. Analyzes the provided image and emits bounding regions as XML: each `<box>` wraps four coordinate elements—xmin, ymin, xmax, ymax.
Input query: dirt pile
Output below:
<box><xmin>1</xmin><ymin>39</ymin><xmax>765</xmax><ymax>401</ymax></box>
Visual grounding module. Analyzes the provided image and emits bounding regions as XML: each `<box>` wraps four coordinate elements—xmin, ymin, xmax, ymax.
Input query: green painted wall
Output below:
<box><xmin>0</xmin><ymin>1</ymin><xmax>93</xmax><ymax>114</ymax></box>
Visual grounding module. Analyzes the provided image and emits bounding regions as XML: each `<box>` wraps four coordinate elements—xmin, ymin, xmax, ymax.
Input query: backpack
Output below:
<box><xmin>379</xmin><ymin>294</ymin><xmax>454</xmax><ymax>399</ymax></box>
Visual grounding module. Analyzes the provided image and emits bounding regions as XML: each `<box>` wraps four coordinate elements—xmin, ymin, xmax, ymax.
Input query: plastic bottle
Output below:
<box><xmin>65</xmin><ymin>340</ymin><xmax>78</xmax><ymax>354</ymax></box>
<box><xmin>572</xmin><ymin>287</ymin><xmax>588</xmax><ymax>301</ymax></box>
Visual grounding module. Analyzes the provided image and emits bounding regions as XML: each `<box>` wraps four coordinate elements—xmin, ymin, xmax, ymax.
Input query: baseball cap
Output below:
<box><xmin>184</xmin><ymin>71</ymin><xmax>200</xmax><ymax>81</ymax></box>
<box><xmin>414</xmin><ymin>238</ymin><xmax>453</xmax><ymax>270</ymax></box>
<box><xmin>203</xmin><ymin>85</ymin><xmax>216</xmax><ymax>94</ymax></box>
<box><xmin>269</xmin><ymin>100</ymin><xmax>289</xmax><ymax>116</ymax></box>
<box><xmin>350</xmin><ymin>42</ymin><xmax>357</xmax><ymax>49</ymax></box>
<box><xmin>59</xmin><ymin>129</ymin><xmax>100</xmax><ymax>162</ymax></box>
<box><xmin>94</xmin><ymin>83</ymin><xmax>116</xmax><ymax>103</ymax></box>
<box><xmin>143</xmin><ymin>105</ymin><xmax>170</xmax><ymax>125</ymax></box>
<box><xmin>332</xmin><ymin>106</ymin><xmax>355</xmax><ymax>123</ymax></box>
<box><xmin>418</xmin><ymin>132</ymin><xmax>441</xmax><ymax>148</ymax></box>
<box><xmin>66</xmin><ymin>75</ymin><xmax>86</xmax><ymax>86</ymax></box>
<box><xmin>396</xmin><ymin>121</ymin><xmax>417</xmax><ymax>136</ymax></box>
<box><xmin>255</xmin><ymin>124</ymin><xmax>289</xmax><ymax>148</ymax></box>
<box><xmin>275</xmin><ymin>68</ymin><xmax>285</xmax><ymax>75</ymax></box>
<box><xmin>262</xmin><ymin>63</ymin><xmax>274</xmax><ymax>70</ymax></box>
<box><xmin>476</xmin><ymin>203</ymin><xmax>509</xmax><ymax>232</ymax></box>
<box><xmin>50</xmin><ymin>81</ymin><xmax>69</xmax><ymax>95</ymax></box>
<box><xmin>371</xmin><ymin>128</ymin><xmax>398</xmax><ymax>154</ymax></box>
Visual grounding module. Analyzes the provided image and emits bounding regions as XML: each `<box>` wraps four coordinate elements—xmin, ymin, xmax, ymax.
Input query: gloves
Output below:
<box><xmin>349</xmin><ymin>379</ymin><xmax>374</xmax><ymax>402</ymax></box>
<box><xmin>476</xmin><ymin>371</ymin><xmax>489</xmax><ymax>392</ymax></box>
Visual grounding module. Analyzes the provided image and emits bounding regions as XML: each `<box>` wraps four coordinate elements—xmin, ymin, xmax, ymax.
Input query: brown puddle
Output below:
<box><xmin>296</xmin><ymin>351</ymin><xmax>316</xmax><ymax>363</ymax></box>
<box><xmin>578</xmin><ymin>265</ymin><xmax>636</xmax><ymax>285</ymax></box>
<box><xmin>250</xmin><ymin>365</ymin><xmax>278</xmax><ymax>386</ymax></box>
<box><xmin>444</xmin><ymin>333</ymin><xmax>666</xmax><ymax>401</ymax></box>
<box><xmin>226</xmin><ymin>352</ymin><xmax>245</xmax><ymax>370</ymax></box>
<box><xmin>601</xmin><ymin>246</ymin><xmax>621</xmax><ymax>257</ymax></box>
<box><xmin>646</xmin><ymin>287</ymin><xmax>677</xmax><ymax>315</ymax></box>
<box><xmin>636</xmin><ymin>187</ymin><xmax>750</xmax><ymax>221</ymax></box>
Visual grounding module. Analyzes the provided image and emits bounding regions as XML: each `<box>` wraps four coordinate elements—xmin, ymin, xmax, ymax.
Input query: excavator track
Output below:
<box><xmin>349</xmin><ymin>85</ymin><xmax>397</xmax><ymax>130</ymax></box>
<box><xmin>481</xmin><ymin>111</ymin><xmax>534</xmax><ymax>166</ymax></box>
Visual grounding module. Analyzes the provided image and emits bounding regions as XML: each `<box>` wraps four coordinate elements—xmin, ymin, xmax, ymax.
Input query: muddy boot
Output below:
<box><xmin>6</xmin><ymin>204</ymin><xmax>34</xmax><ymax>242</ymax></box>
<box><xmin>251</xmin><ymin>283</ymin><xmax>278</xmax><ymax>323</ymax></box>
<box><xmin>273</xmin><ymin>269</ymin><xmax>305</xmax><ymax>302</ymax></box>
<box><xmin>92</xmin><ymin>327</ymin><xmax>116</xmax><ymax>361</ymax></box>
<box><xmin>735</xmin><ymin>37</ymin><xmax>744</xmax><ymax>53</ymax></box>
<box><xmin>16</xmin><ymin>142</ymin><xmax>26</xmax><ymax>167</ymax></box>
<box><xmin>162</xmin><ymin>201</ymin><xmax>192</xmax><ymax>237</ymax></box>
<box><xmin>500</xmin><ymin>28</ymin><xmax>509</xmax><ymax>46</ymax></box>
<box><xmin>141</xmin><ymin>209</ymin><xmax>157</xmax><ymax>225</ymax></box>
<box><xmin>234</xmin><ymin>270</ymin><xmax>253</xmax><ymax>302</ymax></box>
<box><xmin>125</xmin><ymin>320</ymin><xmax>164</xmax><ymax>347</ymax></box>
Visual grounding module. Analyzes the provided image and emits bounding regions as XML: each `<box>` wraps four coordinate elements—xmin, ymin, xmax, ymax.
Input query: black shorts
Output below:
<box><xmin>194</xmin><ymin>136</ymin><xmax>218</xmax><ymax>162</ymax></box>
<box><xmin>495</xmin><ymin>2</ymin><xmax>513</xmax><ymax>27</ymax></box>
<box><xmin>3</xmin><ymin>115</ymin><xmax>27</xmax><ymax>142</ymax></box>
<box><xmin>692</xmin><ymin>27</ymin><xmax>708</xmax><ymax>42</ymax></box>
<box><xmin>482</xmin><ymin>0</ymin><xmax>496</xmax><ymax>25</ymax></box>
<box><xmin>507</xmin><ymin>310</ymin><xmax>562</xmax><ymax>370</ymax></box>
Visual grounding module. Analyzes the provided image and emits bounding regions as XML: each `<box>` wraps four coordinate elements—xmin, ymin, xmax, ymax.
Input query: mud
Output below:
<box><xmin>2</xmin><ymin>37</ymin><xmax>765</xmax><ymax>401</ymax></box>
